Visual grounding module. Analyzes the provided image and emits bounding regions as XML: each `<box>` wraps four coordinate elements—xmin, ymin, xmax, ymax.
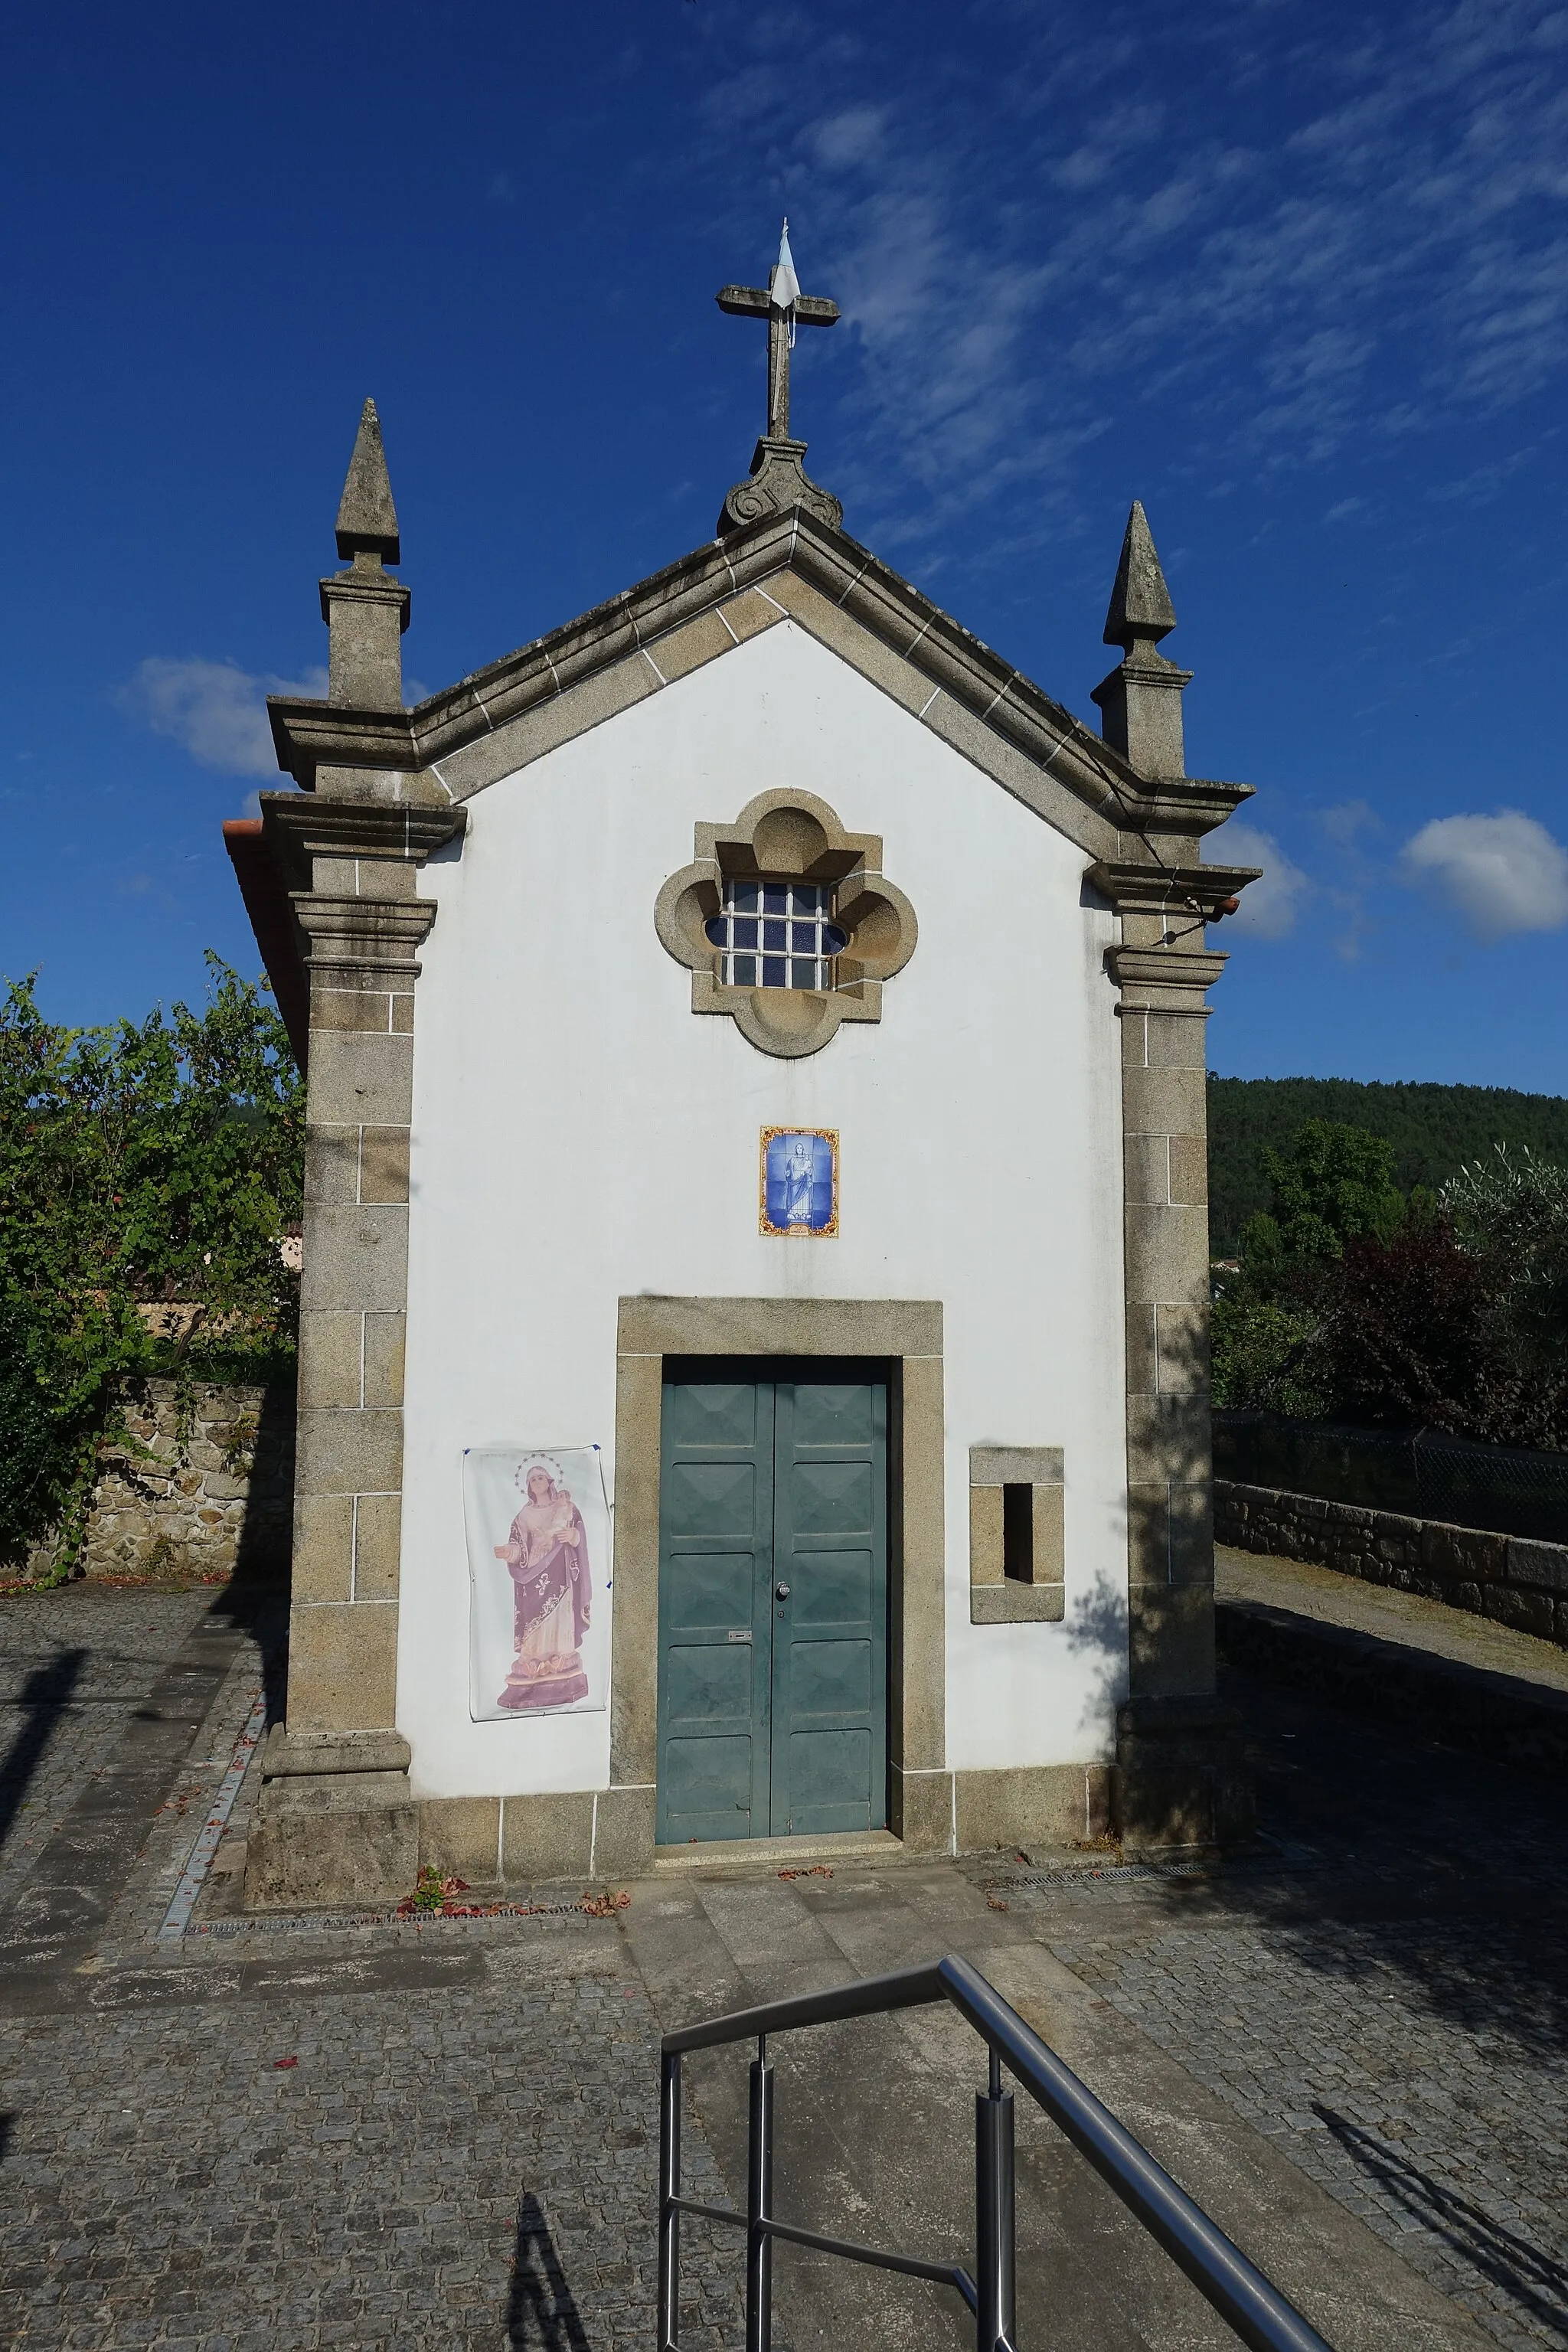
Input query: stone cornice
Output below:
<box><xmin>266</xmin><ymin>511</ymin><xmax>1255</xmax><ymax>849</ymax></box>
<box><xmin>260</xmin><ymin>793</ymin><xmax>465</xmax><ymax>883</ymax></box>
<box><xmin>1088</xmin><ymin>859</ymin><xmax>1262</xmax><ymax>920</ymax></box>
<box><xmin>289</xmin><ymin>893</ymin><xmax>439</xmax><ymax>978</ymax></box>
<box><xmin>317</xmin><ymin>569</ymin><xmax>411</xmax><ymax>629</ymax></box>
<box><xmin>1107</xmin><ymin>945</ymin><xmax>1230</xmax><ymax>995</ymax></box>
<box><xmin>1122</xmin><ymin>782</ymin><xmax>1253</xmax><ymax>844</ymax></box>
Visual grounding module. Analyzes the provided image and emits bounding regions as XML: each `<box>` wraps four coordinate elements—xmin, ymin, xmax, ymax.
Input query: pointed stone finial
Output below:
<box><xmin>319</xmin><ymin>398</ymin><xmax>409</xmax><ymax>710</ymax></box>
<box><xmin>1102</xmin><ymin>500</ymin><xmax>1175</xmax><ymax>652</ymax></box>
<box><xmin>1091</xmin><ymin>500</ymin><xmax>1191</xmax><ymax>779</ymax></box>
<box><xmin>335</xmin><ymin>398</ymin><xmax>400</xmax><ymax>564</ymax></box>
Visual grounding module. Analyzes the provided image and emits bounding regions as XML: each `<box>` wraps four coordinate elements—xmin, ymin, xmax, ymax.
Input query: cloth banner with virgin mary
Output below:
<box><xmin>463</xmin><ymin>1445</ymin><xmax>610</xmax><ymax>1720</ymax></box>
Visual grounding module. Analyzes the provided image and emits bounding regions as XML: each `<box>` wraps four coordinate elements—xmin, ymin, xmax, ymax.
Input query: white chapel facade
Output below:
<box><xmin>227</xmin><ymin>247</ymin><xmax>1259</xmax><ymax>1907</ymax></box>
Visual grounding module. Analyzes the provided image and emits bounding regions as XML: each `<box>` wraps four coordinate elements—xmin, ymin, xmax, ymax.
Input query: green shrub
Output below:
<box><xmin>0</xmin><ymin>958</ymin><xmax>302</xmax><ymax>1568</ymax></box>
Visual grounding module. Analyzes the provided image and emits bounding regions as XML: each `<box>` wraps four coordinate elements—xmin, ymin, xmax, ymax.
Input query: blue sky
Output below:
<box><xmin>3</xmin><ymin>0</ymin><xmax>1566</xmax><ymax>1088</ymax></box>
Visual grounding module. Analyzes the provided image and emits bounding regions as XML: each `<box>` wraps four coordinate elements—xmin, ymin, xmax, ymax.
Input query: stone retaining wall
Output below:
<box><xmin>22</xmin><ymin>1378</ymin><xmax>295</xmax><ymax>1584</ymax></box>
<box><xmin>1215</xmin><ymin>1479</ymin><xmax>1568</xmax><ymax>1648</ymax></box>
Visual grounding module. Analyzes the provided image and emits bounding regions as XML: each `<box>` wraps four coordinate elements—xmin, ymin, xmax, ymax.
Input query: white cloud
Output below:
<box><xmin>1216</xmin><ymin>822</ymin><xmax>1310</xmax><ymax>940</ymax></box>
<box><xmin>1401</xmin><ymin>809</ymin><xmax>1568</xmax><ymax>940</ymax></box>
<box><xmin>120</xmin><ymin>658</ymin><xmax>328</xmax><ymax>778</ymax></box>
<box><xmin>811</xmin><ymin>106</ymin><xmax>887</xmax><ymax>170</ymax></box>
<box><xmin>1318</xmin><ymin>798</ymin><xmax>1380</xmax><ymax>846</ymax></box>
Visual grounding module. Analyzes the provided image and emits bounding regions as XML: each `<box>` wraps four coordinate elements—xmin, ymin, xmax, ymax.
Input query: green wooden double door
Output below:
<box><xmin>657</xmin><ymin>1361</ymin><xmax>889</xmax><ymax>1844</ymax></box>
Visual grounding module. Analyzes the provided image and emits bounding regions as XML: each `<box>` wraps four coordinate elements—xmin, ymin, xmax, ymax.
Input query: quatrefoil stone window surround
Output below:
<box><xmin>654</xmin><ymin>787</ymin><xmax>917</xmax><ymax>1057</ymax></box>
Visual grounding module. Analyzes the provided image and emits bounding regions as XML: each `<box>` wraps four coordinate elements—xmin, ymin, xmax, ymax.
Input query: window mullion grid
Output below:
<box><xmin>709</xmin><ymin>877</ymin><xmax>837</xmax><ymax>992</ymax></box>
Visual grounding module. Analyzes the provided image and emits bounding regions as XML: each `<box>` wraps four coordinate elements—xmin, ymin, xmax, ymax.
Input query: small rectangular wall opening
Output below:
<box><xmin>969</xmin><ymin>1446</ymin><xmax>1066</xmax><ymax>1623</ymax></box>
<box><xmin>1002</xmin><ymin>1483</ymin><xmax>1034</xmax><ymax>1583</ymax></box>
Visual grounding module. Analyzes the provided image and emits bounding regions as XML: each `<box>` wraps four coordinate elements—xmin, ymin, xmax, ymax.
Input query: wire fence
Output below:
<box><xmin>1213</xmin><ymin>1411</ymin><xmax>1568</xmax><ymax>1544</ymax></box>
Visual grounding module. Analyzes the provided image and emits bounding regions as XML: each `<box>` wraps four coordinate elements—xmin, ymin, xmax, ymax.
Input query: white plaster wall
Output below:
<box><xmin>398</xmin><ymin>621</ymin><xmax>1128</xmax><ymax>1801</ymax></box>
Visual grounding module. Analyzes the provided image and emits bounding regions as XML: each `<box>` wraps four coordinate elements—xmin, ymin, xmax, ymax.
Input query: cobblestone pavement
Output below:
<box><xmin>1056</xmin><ymin>1904</ymin><xmax>1567</xmax><ymax>2352</ymax></box>
<box><xmin>0</xmin><ymin>1585</ymin><xmax>742</xmax><ymax>2352</ymax></box>
<box><xmin>0</xmin><ymin>1930</ymin><xmax>740</xmax><ymax>2352</ymax></box>
<box><xmin>0</xmin><ymin>1591</ymin><xmax>215</xmax><ymax>1913</ymax></box>
<box><xmin>0</xmin><ymin>1583</ymin><xmax>1563</xmax><ymax>2351</ymax></box>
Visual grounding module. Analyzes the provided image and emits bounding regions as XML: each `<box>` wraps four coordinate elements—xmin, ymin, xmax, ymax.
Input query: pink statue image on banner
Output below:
<box><xmin>492</xmin><ymin>1455</ymin><xmax>592</xmax><ymax>1709</ymax></box>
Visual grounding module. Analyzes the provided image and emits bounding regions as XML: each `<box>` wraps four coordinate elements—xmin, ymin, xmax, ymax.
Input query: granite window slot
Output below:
<box><xmin>1002</xmin><ymin>1483</ymin><xmax>1034</xmax><ymax>1583</ymax></box>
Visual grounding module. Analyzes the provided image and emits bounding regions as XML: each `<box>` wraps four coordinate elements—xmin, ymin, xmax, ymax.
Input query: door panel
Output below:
<box><xmin>786</xmin><ymin>1728</ymin><xmax>874</xmax><ymax>1832</ymax></box>
<box><xmin>769</xmin><ymin>1379</ymin><xmax>887</xmax><ymax>1837</ymax></box>
<box><xmin>792</xmin><ymin>1380</ymin><xmax>876</xmax><ymax>1447</ymax></box>
<box><xmin>657</xmin><ymin>1383</ymin><xmax>774</xmax><ymax>1844</ymax></box>
<box><xmin>664</xmin><ymin>1461</ymin><xmax>758</xmax><ymax>1540</ymax></box>
<box><xmin>658</xmin><ymin>1365</ymin><xmax>887</xmax><ymax>1844</ymax></box>
<box><xmin>792</xmin><ymin>1459</ymin><xmax>874</xmax><ymax>1534</ymax></box>
<box><xmin>789</xmin><ymin>1548</ymin><xmax>873</xmax><ymax>1626</ymax></box>
<box><xmin>663</xmin><ymin>1551</ymin><xmax>755</xmax><ymax>1629</ymax></box>
<box><xmin>666</xmin><ymin>1380</ymin><xmax>761</xmax><ymax>1448</ymax></box>
<box><xmin>661</xmin><ymin>1733</ymin><xmax>756</xmax><ymax>1832</ymax></box>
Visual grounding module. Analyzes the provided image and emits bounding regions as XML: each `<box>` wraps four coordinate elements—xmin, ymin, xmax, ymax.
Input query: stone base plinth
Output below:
<box><xmin>243</xmin><ymin>1728</ymin><xmax>417</xmax><ymax>1911</ymax></box>
<box><xmin>1112</xmin><ymin>1694</ymin><xmax>1254</xmax><ymax>1851</ymax></box>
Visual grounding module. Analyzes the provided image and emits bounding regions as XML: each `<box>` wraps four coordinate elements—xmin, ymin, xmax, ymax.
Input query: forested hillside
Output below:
<box><xmin>1207</xmin><ymin>1076</ymin><xmax>1568</xmax><ymax>1254</ymax></box>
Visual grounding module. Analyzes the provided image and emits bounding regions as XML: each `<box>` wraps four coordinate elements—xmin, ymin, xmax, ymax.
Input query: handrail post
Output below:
<box><xmin>746</xmin><ymin>2036</ymin><xmax>775</xmax><ymax>2352</ymax></box>
<box><xmin>658</xmin><ymin>2048</ymin><xmax>681</xmax><ymax>2352</ymax></box>
<box><xmin>975</xmin><ymin>2048</ymin><xmax>1015</xmax><ymax>2352</ymax></box>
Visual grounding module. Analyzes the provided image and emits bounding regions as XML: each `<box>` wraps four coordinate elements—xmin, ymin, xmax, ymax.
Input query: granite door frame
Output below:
<box><xmin>611</xmin><ymin>1297</ymin><xmax>949</xmax><ymax>1859</ymax></box>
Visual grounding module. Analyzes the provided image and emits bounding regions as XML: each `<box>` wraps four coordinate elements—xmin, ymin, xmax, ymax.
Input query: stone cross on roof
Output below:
<box><xmin>715</xmin><ymin>223</ymin><xmax>844</xmax><ymax>537</ymax></box>
<box><xmin>717</xmin><ymin>221</ymin><xmax>840</xmax><ymax>441</ymax></box>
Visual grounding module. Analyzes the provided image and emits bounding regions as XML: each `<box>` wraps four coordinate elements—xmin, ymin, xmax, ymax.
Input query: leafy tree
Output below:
<box><xmin>1241</xmin><ymin>1119</ymin><xmax>1405</xmax><ymax>1273</ymax></box>
<box><xmin>1207</xmin><ymin>1075</ymin><xmax>1568</xmax><ymax>1256</ymax></box>
<box><xmin>1214</xmin><ymin>1126</ymin><xmax>1568</xmax><ymax>1450</ymax></box>
<box><xmin>1209</xmin><ymin>1294</ymin><xmax>1329</xmax><ymax>1416</ymax></box>
<box><xmin>0</xmin><ymin>959</ymin><xmax>302</xmax><ymax>1565</ymax></box>
<box><xmin>1309</xmin><ymin>1220</ymin><xmax>1497</xmax><ymax>1435</ymax></box>
<box><xmin>1442</xmin><ymin>1145</ymin><xmax>1568</xmax><ymax>1368</ymax></box>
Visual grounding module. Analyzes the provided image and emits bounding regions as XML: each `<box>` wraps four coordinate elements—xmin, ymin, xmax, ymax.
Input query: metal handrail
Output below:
<box><xmin>658</xmin><ymin>1952</ymin><xmax>1336</xmax><ymax>2352</ymax></box>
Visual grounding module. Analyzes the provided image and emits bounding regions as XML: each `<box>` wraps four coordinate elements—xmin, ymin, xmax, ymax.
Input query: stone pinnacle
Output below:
<box><xmin>1102</xmin><ymin>499</ymin><xmax>1176</xmax><ymax>652</ymax></box>
<box><xmin>335</xmin><ymin>397</ymin><xmax>400</xmax><ymax>564</ymax></box>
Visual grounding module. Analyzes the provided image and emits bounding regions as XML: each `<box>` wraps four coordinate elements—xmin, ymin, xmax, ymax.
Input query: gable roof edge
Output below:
<box><xmin>266</xmin><ymin>509</ymin><xmax>1249</xmax><ymax>854</ymax></box>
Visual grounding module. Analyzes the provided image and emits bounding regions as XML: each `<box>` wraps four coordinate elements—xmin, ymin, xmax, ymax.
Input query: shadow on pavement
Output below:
<box><xmin>506</xmin><ymin>2190</ymin><xmax>590</xmax><ymax>2352</ymax></box>
<box><xmin>1168</xmin><ymin>1660</ymin><xmax>1568</xmax><ymax>2063</ymax></box>
<box><xmin>0</xmin><ymin>1646</ymin><xmax>86</xmax><ymax>1851</ymax></box>
<box><xmin>1314</xmin><ymin>2102</ymin><xmax>1568</xmax><ymax>2337</ymax></box>
<box><xmin>206</xmin><ymin>1578</ymin><xmax>289</xmax><ymax>1726</ymax></box>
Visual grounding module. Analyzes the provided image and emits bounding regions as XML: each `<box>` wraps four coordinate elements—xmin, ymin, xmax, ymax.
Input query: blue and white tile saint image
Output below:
<box><xmin>462</xmin><ymin>1445</ymin><xmax>611</xmax><ymax>1720</ymax></box>
<box><xmin>760</xmin><ymin>1126</ymin><xmax>838</xmax><ymax>1236</ymax></box>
